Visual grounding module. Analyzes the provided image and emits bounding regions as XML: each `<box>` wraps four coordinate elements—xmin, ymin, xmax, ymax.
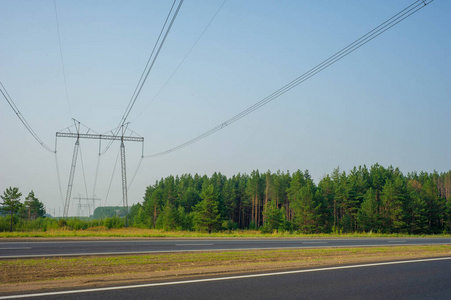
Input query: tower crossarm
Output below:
<box><xmin>56</xmin><ymin>132</ymin><xmax>143</xmax><ymax>143</ymax></box>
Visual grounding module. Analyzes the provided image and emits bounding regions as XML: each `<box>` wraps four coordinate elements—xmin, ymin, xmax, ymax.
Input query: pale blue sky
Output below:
<box><xmin>1</xmin><ymin>1</ymin><xmax>450</xmax><ymax>216</ymax></box>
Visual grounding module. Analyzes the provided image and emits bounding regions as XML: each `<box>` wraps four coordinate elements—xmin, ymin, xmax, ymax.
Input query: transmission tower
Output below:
<box><xmin>62</xmin><ymin>120</ymin><xmax>80</xmax><ymax>217</ymax></box>
<box><xmin>73</xmin><ymin>194</ymin><xmax>101</xmax><ymax>217</ymax></box>
<box><xmin>120</xmin><ymin>126</ymin><xmax>128</xmax><ymax>225</ymax></box>
<box><xmin>57</xmin><ymin>119</ymin><xmax>143</xmax><ymax>219</ymax></box>
<box><xmin>75</xmin><ymin>197</ymin><xmax>91</xmax><ymax>216</ymax></box>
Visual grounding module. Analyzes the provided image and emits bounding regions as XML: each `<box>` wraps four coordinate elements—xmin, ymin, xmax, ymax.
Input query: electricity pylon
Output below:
<box><xmin>75</xmin><ymin>197</ymin><xmax>91</xmax><ymax>216</ymax></box>
<box><xmin>73</xmin><ymin>194</ymin><xmax>101</xmax><ymax>217</ymax></box>
<box><xmin>56</xmin><ymin>119</ymin><xmax>144</xmax><ymax>219</ymax></box>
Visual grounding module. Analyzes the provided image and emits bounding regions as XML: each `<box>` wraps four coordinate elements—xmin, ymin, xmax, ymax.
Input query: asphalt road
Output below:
<box><xmin>9</xmin><ymin>257</ymin><xmax>451</xmax><ymax>299</ymax></box>
<box><xmin>0</xmin><ymin>238</ymin><xmax>450</xmax><ymax>258</ymax></box>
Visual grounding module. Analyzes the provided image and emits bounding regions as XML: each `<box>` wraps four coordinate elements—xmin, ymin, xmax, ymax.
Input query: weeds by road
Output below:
<box><xmin>1</xmin><ymin>227</ymin><xmax>450</xmax><ymax>239</ymax></box>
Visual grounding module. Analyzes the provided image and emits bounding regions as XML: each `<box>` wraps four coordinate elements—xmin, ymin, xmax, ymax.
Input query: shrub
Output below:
<box><xmin>58</xmin><ymin>219</ymin><xmax>68</xmax><ymax>228</ymax></box>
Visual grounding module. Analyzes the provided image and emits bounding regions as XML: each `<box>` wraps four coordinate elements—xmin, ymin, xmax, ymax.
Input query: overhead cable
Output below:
<box><xmin>144</xmin><ymin>0</ymin><xmax>433</xmax><ymax>158</ymax></box>
<box><xmin>132</xmin><ymin>0</ymin><xmax>228</xmax><ymax>123</ymax></box>
<box><xmin>128</xmin><ymin>156</ymin><xmax>143</xmax><ymax>190</ymax></box>
<box><xmin>104</xmin><ymin>147</ymin><xmax>121</xmax><ymax>206</ymax></box>
<box><xmin>54</xmin><ymin>153</ymin><xmax>66</xmax><ymax>207</ymax></box>
<box><xmin>102</xmin><ymin>0</ymin><xmax>184</xmax><ymax>155</ymax></box>
<box><xmin>92</xmin><ymin>154</ymin><xmax>101</xmax><ymax>198</ymax></box>
<box><xmin>0</xmin><ymin>82</ymin><xmax>54</xmax><ymax>153</ymax></box>
<box><xmin>54</xmin><ymin>0</ymin><xmax>72</xmax><ymax>118</ymax></box>
<box><xmin>78</xmin><ymin>144</ymin><xmax>90</xmax><ymax>199</ymax></box>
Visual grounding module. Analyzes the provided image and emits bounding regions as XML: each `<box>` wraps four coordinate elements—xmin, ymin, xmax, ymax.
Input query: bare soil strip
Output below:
<box><xmin>1</xmin><ymin>245</ymin><xmax>450</xmax><ymax>295</ymax></box>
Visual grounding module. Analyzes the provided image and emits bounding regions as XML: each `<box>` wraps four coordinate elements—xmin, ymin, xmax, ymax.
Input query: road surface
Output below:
<box><xmin>0</xmin><ymin>238</ymin><xmax>450</xmax><ymax>258</ymax></box>
<box><xmin>5</xmin><ymin>257</ymin><xmax>451</xmax><ymax>299</ymax></box>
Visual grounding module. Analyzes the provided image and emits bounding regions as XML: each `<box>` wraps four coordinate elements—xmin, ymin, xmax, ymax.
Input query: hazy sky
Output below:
<box><xmin>1</xmin><ymin>0</ymin><xmax>450</xmax><ymax>217</ymax></box>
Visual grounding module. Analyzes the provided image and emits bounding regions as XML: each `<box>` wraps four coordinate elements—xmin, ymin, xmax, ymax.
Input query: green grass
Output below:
<box><xmin>2</xmin><ymin>245</ymin><xmax>450</xmax><ymax>272</ymax></box>
<box><xmin>0</xmin><ymin>227</ymin><xmax>450</xmax><ymax>238</ymax></box>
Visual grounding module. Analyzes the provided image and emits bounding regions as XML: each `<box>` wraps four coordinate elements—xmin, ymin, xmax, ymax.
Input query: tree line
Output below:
<box><xmin>93</xmin><ymin>206</ymin><xmax>128</xmax><ymax>219</ymax></box>
<box><xmin>128</xmin><ymin>164</ymin><xmax>451</xmax><ymax>234</ymax></box>
<box><xmin>0</xmin><ymin>187</ymin><xmax>127</xmax><ymax>231</ymax></box>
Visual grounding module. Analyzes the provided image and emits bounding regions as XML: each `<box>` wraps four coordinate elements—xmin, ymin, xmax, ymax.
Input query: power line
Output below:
<box><xmin>102</xmin><ymin>0</ymin><xmax>185</xmax><ymax>155</ymax></box>
<box><xmin>54</xmin><ymin>152</ymin><xmax>65</xmax><ymax>207</ymax></box>
<box><xmin>143</xmin><ymin>0</ymin><xmax>433</xmax><ymax>159</ymax></box>
<box><xmin>123</xmin><ymin>0</ymin><xmax>178</xmax><ymax>125</ymax></box>
<box><xmin>78</xmin><ymin>144</ymin><xmax>89</xmax><ymax>199</ymax></box>
<box><xmin>132</xmin><ymin>0</ymin><xmax>228</xmax><ymax>123</ymax></box>
<box><xmin>92</xmin><ymin>154</ymin><xmax>101</xmax><ymax>198</ymax></box>
<box><xmin>128</xmin><ymin>157</ymin><xmax>143</xmax><ymax>190</ymax></box>
<box><xmin>120</xmin><ymin>0</ymin><xmax>185</xmax><ymax>126</ymax></box>
<box><xmin>104</xmin><ymin>147</ymin><xmax>121</xmax><ymax>206</ymax></box>
<box><xmin>54</xmin><ymin>0</ymin><xmax>72</xmax><ymax>118</ymax></box>
<box><xmin>0</xmin><ymin>81</ymin><xmax>54</xmax><ymax>153</ymax></box>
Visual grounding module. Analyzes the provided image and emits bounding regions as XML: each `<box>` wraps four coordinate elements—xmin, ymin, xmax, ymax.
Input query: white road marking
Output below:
<box><xmin>175</xmin><ymin>244</ymin><xmax>214</xmax><ymax>246</ymax></box>
<box><xmin>302</xmin><ymin>242</ymin><xmax>328</xmax><ymax>244</ymax></box>
<box><xmin>388</xmin><ymin>240</ymin><xmax>407</xmax><ymax>243</ymax></box>
<box><xmin>0</xmin><ymin>247</ymin><xmax>31</xmax><ymax>250</ymax></box>
<box><xmin>2</xmin><ymin>257</ymin><xmax>451</xmax><ymax>299</ymax></box>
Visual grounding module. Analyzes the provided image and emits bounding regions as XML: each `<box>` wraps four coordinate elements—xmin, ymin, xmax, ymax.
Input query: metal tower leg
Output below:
<box><xmin>120</xmin><ymin>140</ymin><xmax>128</xmax><ymax>226</ymax></box>
<box><xmin>63</xmin><ymin>138</ymin><xmax>79</xmax><ymax>217</ymax></box>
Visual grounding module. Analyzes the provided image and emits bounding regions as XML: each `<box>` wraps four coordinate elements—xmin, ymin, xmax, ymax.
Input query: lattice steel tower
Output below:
<box><xmin>56</xmin><ymin>119</ymin><xmax>143</xmax><ymax>219</ymax></box>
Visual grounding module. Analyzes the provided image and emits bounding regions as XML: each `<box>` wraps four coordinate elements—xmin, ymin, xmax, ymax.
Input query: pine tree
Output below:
<box><xmin>159</xmin><ymin>200</ymin><xmax>179</xmax><ymax>231</ymax></box>
<box><xmin>262</xmin><ymin>200</ymin><xmax>283</xmax><ymax>232</ymax></box>
<box><xmin>422</xmin><ymin>178</ymin><xmax>445</xmax><ymax>233</ymax></box>
<box><xmin>22</xmin><ymin>191</ymin><xmax>45</xmax><ymax>220</ymax></box>
<box><xmin>357</xmin><ymin>188</ymin><xmax>379</xmax><ymax>232</ymax></box>
<box><xmin>291</xmin><ymin>183</ymin><xmax>322</xmax><ymax>233</ymax></box>
<box><xmin>318</xmin><ymin>174</ymin><xmax>335</xmax><ymax>232</ymax></box>
<box><xmin>193</xmin><ymin>185</ymin><xmax>222</xmax><ymax>233</ymax></box>
<box><xmin>380</xmin><ymin>178</ymin><xmax>406</xmax><ymax>232</ymax></box>
<box><xmin>143</xmin><ymin>187</ymin><xmax>164</xmax><ymax>228</ymax></box>
<box><xmin>246</xmin><ymin>170</ymin><xmax>263</xmax><ymax>228</ymax></box>
<box><xmin>1</xmin><ymin>187</ymin><xmax>22</xmax><ymax>232</ymax></box>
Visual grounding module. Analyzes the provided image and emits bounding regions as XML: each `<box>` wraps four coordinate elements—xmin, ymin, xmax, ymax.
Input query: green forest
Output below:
<box><xmin>128</xmin><ymin>164</ymin><xmax>451</xmax><ymax>234</ymax></box>
<box><xmin>2</xmin><ymin>164</ymin><xmax>450</xmax><ymax>234</ymax></box>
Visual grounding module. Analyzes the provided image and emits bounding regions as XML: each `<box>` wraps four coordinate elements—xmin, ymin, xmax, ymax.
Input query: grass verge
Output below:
<box><xmin>1</xmin><ymin>245</ymin><xmax>450</xmax><ymax>295</ymax></box>
<box><xmin>1</xmin><ymin>227</ymin><xmax>450</xmax><ymax>239</ymax></box>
